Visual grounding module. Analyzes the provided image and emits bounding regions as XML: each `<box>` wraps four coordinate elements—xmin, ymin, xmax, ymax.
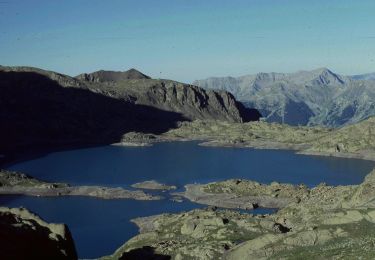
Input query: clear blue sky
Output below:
<box><xmin>0</xmin><ymin>0</ymin><xmax>374</xmax><ymax>82</ymax></box>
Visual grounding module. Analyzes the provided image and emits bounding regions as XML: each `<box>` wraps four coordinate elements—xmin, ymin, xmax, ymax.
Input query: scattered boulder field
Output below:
<box><xmin>163</xmin><ymin>117</ymin><xmax>375</xmax><ymax>160</ymax></box>
<box><xmin>120</xmin><ymin>117</ymin><xmax>375</xmax><ymax>162</ymax></box>
<box><xmin>103</xmin><ymin>168</ymin><xmax>375</xmax><ymax>259</ymax></box>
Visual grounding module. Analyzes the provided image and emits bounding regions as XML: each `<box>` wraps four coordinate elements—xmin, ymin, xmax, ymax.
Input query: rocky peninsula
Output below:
<box><xmin>0</xmin><ymin>170</ymin><xmax>160</xmax><ymax>200</ymax></box>
<box><xmin>132</xmin><ymin>180</ymin><xmax>177</xmax><ymax>191</ymax></box>
<box><xmin>158</xmin><ymin>118</ymin><xmax>375</xmax><ymax>162</ymax></box>
<box><xmin>175</xmin><ymin>180</ymin><xmax>308</xmax><ymax>210</ymax></box>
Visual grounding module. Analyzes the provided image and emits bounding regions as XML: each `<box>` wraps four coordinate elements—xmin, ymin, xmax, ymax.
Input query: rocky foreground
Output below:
<box><xmin>103</xmin><ymin>168</ymin><xmax>375</xmax><ymax>259</ymax></box>
<box><xmin>0</xmin><ymin>170</ymin><xmax>160</xmax><ymax>200</ymax></box>
<box><xmin>0</xmin><ymin>207</ymin><xmax>77</xmax><ymax>259</ymax></box>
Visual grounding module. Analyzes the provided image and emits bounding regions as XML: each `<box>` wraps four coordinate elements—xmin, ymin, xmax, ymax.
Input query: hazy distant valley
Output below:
<box><xmin>194</xmin><ymin>68</ymin><xmax>375</xmax><ymax>127</ymax></box>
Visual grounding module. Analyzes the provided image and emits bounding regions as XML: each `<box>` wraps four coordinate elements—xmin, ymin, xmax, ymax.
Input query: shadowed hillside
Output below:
<box><xmin>0</xmin><ymin>66</ymin><xmax>260</xmax><ymax>164</ymax></box>
<box><xmin>0</xmin><ymin>207</ymin><xmax>77</xmax><ymax>259</ymax></box>
<box><xmin>0</xmin><ymin>71</ymin><xmax>187</xmax><ymax>156</ymax></box>
<box><xmin>77</xmin><ymin>69</ymin><xmax>261</xmax><ymax>123</ymax></box>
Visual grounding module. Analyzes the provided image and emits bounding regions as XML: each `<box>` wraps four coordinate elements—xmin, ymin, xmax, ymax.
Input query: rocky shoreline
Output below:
<box><xmin>103</xmin><ymin>168</ymin><xmax>375</xmax><ymax>259</ymax></box>
<box><xmin>106</xmin><ymin>118</ymin><xmax>375</xmax><ymax>163</ymax></box>
<box><xmin>0</xmin><ymin>185</ymin><xmax>161</xmax><ymax>200</ymax></box>
<box><xmin>159</xmin><ymin>119</ymin><xmax>375</xmax><ymax>162</ymax></box>
<box><xmin>132</xmin><ymin>180</ymin><xmax>177</xmax><ymax>191</ymax></box>
<box><xmin>174</xmin><ymin>184</ymin><xmax>292</xmax><ymax>210</ymax></box>
<box><xmin>0</xmin><ymin>207</ymin><xmax>78</xmax><ymax>259</ymax></box>
<box><xmin>0</xmin><ymin>170</ymin><xmax>161</xmax><ymax>200</ymax></box>
<box><xmin>1</xmin><ymin>118</ymin><xmax>375</xmax><ymax>259</ymax></box>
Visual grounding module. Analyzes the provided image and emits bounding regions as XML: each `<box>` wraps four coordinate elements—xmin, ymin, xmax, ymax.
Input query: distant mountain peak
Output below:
<box><xmin>194</xmin><ymin>67</ymin><xmax>375</xmax><ymax>127</ymax></box>
<box><xmin>310</xmin><ymin>67</ymin><xmax>345</xmax><ymax>85</ymax></box>
<box><xmin>76</xmin><ymin>68</ymin><xmax>151</xmax><ymax>82</ymax></box>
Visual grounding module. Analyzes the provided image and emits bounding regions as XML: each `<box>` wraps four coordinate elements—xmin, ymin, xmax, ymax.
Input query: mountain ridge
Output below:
<box><xmin>0</xmin><ymin>65</ymin><xmax>260</xmax><ymax>160</ymax></box>
<box><xmin>194</xmin><ymin>68</ymin><xmax>375</xmax><ymax>127</ymax></box>
<box><xmin>75</xmin><ymin>68</ymin><xmax>151</xmax><ymax>82</ymax></box>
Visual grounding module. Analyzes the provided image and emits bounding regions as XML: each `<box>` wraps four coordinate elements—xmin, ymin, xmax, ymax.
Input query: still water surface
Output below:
<box><xmin>3</xmin><ymin>142</ymin><xmax>374</xmax><ymax>258</ymax></box>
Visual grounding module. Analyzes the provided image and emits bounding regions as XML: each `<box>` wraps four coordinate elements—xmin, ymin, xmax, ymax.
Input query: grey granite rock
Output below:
<box><xmin>194</xmin><ymin>68</ymin><xmax>375</xmax><ymax>127</ymax></box>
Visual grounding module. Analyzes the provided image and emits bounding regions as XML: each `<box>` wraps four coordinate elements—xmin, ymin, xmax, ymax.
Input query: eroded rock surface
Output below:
<box><xmin>0</xmin><ymin>170</ymin><xmax>160</xmax><ymax>200</ymax></box>
<box><xmin>132</xmin><ymin>180</ymin><xmax>177</xmax><ymax>191</ymax></box>
<box><xmin>104</xmin><ymin>169</ymin><xmax>375</xmax><ymax>259</ymax></box>
<box><xmin>162</xmin><ymin>118</ymin><xmax>375</xmax><ymax>161</ymax></box>
<box><xmin>0</xmin><ymin>207</ymin><xmax>77</xmax><ymax>259</ymax></box>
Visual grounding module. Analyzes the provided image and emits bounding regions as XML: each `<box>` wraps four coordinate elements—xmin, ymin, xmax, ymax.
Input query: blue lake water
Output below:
<box><xmin>2</xmin><ymin>141</ymin><xmax>375</xmax><ymax>258</ymax></box>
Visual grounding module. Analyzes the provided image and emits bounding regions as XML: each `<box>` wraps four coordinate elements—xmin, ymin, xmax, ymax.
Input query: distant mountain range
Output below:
<box><xmin>194</xmin><ymin>68</ymin><xmax>375</xmax><ymax>127</ymax></box>
<box><xmin>0</xmin><ymin>66</ymin><xmax>260</xmax><ymax>156</ymax></box>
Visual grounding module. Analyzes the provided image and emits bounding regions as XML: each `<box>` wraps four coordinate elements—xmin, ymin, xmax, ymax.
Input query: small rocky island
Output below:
<box><xmin>132</xmin><ymin>180</ymin><xmax>177</xmax><ymax>191</ymax></box>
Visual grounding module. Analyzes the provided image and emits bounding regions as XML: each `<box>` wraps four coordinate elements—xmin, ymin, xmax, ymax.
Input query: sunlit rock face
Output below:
<box><xmin>195</xmin><ymin>68</ymin><xmax>375</xmax><ymax>127</ymax></box>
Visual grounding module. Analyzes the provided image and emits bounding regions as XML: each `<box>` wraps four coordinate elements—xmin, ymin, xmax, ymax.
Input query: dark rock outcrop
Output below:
<box><xmin>77</xmin><ymin>69</ymin><xmax>261</xmax><ymax>123</ymax></box>
<box><xmin>0</xmin><ymin>207</ymin><xmax>77</xmax><ymax>260</ymax></box>
<box><xmin>119</xmin><ymin>246</ymin><xmax>171</xmax><ymax>260</ymax></box>
<box><xmin>0</xmin><ymin>68</ymin><xmax>185</xmax><ymax>158</ymax></box>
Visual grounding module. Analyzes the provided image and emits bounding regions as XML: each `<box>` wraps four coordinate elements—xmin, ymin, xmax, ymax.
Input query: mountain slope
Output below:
<box><xmin>194</xmin><ymin>68</ymin><xmax>375</xmax><ymax>127</ymax></box>
<box><xmin>0</xmin><ymin>66</ymin><xmax>260</xmax><ymax>158</ymax></box>
<box><xmin>77</xmin><ymin>70</ymin><xmax>260</xmax><ymax>123</ymax></box>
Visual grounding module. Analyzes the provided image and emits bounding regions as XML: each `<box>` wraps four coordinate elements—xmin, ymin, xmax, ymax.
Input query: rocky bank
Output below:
<box><xmin>0</xmin><ymin>207</ymin><xmax>77</xmax><ymax>259</ymax></box>
<box><xmin>160</xmin><ymin>118</ymin><xmax>375</xmax><ymax>161</ymax></box>
<box><xmin>0</xmin><ymin>170</ymin><xmax>160</xmax><ymax>200</ymax></box>
<box><xmin>103</xmin><ymin>168</ymin><xmax>375</xmax><ymax>259</ymax></box>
